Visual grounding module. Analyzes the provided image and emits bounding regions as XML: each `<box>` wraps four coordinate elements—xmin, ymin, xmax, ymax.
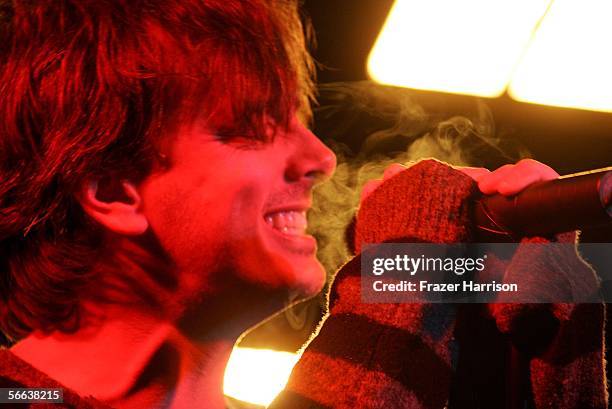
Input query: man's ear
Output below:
<box><xmin>77</xmin><ymin>179</ymin><xmax>149</xmax><ymax>235</ymax></box>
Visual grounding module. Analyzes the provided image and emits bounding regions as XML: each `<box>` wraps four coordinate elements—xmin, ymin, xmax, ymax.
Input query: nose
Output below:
<box><xmin>284</xmin><ymin>126</ymin><xmax>336</xmax><ymax>184</ymax></box>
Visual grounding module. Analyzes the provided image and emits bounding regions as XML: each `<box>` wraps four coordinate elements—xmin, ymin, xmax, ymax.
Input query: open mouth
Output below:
<box><xmin>262</xmin><ymin>208</ymin><xmax>316</xmax><ymax>256</ymax></box>
<box><xmin>263</xmin><ymin>210</ymin><xmax>308</xmax><ymax>236</ymax></box>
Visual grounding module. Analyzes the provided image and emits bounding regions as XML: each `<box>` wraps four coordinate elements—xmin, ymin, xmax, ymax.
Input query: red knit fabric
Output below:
<box><xmin>487</xmin><ymin>235</ymin><xmax>607</xmax><ymax>409</ymax></box>
<box><xmin>271</xmin><ymin>159</ymin><xmax>607</xmax><ymax>409</ymax></box>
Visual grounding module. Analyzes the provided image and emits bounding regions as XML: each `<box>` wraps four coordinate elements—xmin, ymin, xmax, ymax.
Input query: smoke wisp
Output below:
<box><xmin>308</xmin><ymin>81</ymin><xmax>530</xmax><ymax>278</ymax></box>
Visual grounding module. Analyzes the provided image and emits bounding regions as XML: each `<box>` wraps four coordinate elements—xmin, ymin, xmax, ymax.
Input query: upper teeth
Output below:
<box><xmin>264</xmin><ymin>211</ymin><xmax>308</xmax><ymax>235</ymax></box>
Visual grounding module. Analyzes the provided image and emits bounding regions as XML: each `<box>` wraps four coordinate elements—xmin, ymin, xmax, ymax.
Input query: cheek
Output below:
<box><xmin>139</xmin><ymin>169</ymin><xmax>268</xmax><ymax>272</ymax></box>
<box><xmin>140</xmin><ymin>172</ymin><xmax>219</xmax><ymax>268</ymax></box>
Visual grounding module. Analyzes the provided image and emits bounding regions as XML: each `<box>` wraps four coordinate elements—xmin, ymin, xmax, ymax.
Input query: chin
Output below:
<box><xmin>285</xmin><ymin>259</ymin><xmax>327</xmax><ymax>297</ymax></box>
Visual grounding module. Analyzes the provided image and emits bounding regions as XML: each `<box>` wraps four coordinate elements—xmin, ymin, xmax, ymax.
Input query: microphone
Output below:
<box><xmin>473</xmin><ymin>167</ymin><xmax>612</xmax><ymax>240</ymax></box>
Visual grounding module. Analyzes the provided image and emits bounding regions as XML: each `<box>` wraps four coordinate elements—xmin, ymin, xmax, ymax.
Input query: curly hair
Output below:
<box><xmin>0</xmin><ymin>0</ymin><xmax>315</xmax><ymax>340</ymax></box>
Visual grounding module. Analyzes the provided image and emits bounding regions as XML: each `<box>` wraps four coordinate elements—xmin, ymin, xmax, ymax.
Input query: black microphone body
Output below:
<box><xmin>474</xmin><ymin>168</ymin><xmax>612</xmax><ymax>240</ymax></box>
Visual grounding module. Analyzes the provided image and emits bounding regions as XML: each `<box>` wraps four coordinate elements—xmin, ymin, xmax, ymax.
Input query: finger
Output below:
<box><xmin>382</xmin><ymin>163</ymin><xmax>407</xmax><ymax>181</ymax></box>
<box><xmin>516</xmin><ymin>158</ymin><xmax>559</xmax><ymax>180</ymax></box>
<box><xmin>477</xmin><ymin>164</ymin><xmax>516</xmax><ymax>194</ymax></box>
<box><xmin>360</xmin><ymin>179</ymin><xmax>382</xmax><ymax>203</ymax></box>
<box><xmin>495</xmin><ymin>170</ymin><xmax>544</xmax><ymax>196</ymax></box>
<box><xmin>495</xmin><ymin>159</ymin><xmax>559</xmax><ymax>195</ymax></box>
<box><xmin>455</xmin><ymin>166</ymin><xmax>491</xmax><ymax>182</ymax></box>
<box><xmin>360</xmin><ymin>164</ymin><xmax>407</xmax><ymax>206</ymax></box>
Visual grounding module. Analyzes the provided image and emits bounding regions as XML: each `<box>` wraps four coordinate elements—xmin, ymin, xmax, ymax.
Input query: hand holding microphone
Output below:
<box><xmin>360</xmin><ymin>159</ymin><xmax>559</xmax><ymax>206</ymax></box>
<box><xmin>474</xmin><ymin>166</ymin><xmax>611</xmax><ymax>239</ymax></box>
<box><xmin>360</xmin><ymin>159</ymin><xmax>611</xmax><ymax>240</ymax></box>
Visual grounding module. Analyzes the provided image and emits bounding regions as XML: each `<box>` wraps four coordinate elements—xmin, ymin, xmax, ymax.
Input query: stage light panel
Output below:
<box><xmin>367</xmin><ymin>0</ymin><xmax>551</xmax><ymax>97</ymax></box>
<box><xmin>223</xmin><ymin>347</ymin><xmax>299</xmax><ymax>406</ymax></box>
<box><xmin>509</xmin><ymin>0</ymin><xmax>612</xmax><ymax>112</ymax></box>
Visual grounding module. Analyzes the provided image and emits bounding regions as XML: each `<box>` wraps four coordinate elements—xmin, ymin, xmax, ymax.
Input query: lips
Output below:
<box><xmin>264</xmin><ymin>210</ymin><xmax>308</xmax><ymax>236</ymax></box>
<box><xmin>262</xmin><ymin>207</ymin><xmax>316</xmax><ymax>255</ymax></box>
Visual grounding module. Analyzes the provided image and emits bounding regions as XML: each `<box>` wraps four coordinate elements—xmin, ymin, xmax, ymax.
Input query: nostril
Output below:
<box><xmin>304</xmin><ymin>169</ymin><xmax>326</xmax><ymax>183</ymax></box>
<box><xmin>287</xmin><ymin>154</ymin><xmax>336</xmax><ymax>184</ymax></box>
<box><xmin>284</xmin><ymin>166</ymin><xmax>327</xmax><ymax>184</ymax></box>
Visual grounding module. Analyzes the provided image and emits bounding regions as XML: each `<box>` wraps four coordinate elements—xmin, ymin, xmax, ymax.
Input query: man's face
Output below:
<box><xmin>139</xmin><ymin>117</ymin><xmax>336</xmax><ymax>303</ymax></box>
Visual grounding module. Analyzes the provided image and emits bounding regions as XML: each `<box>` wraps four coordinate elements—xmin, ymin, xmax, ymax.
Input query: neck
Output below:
<box><xmin>11</xmin><ymin>238</ymin><xmax>291</xmax><ymax>409</ymax></box>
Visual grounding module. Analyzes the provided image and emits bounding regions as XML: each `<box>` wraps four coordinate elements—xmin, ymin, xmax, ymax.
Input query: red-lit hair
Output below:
<box><xmin>0</xmin><ymin>0</ymin><xmax>315</xmax><ymax>339</ymax></box>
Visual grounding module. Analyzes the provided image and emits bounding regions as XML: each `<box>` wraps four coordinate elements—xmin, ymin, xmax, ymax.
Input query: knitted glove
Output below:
<box><xmin>487</xmin><ymin>234</ymin><xmax>606</xmax><ymax>409</ymax></box>
<box><xmin>271</xmin><ymin>159</ymin><xmax>478</xmax><ymax>409</ymax></box>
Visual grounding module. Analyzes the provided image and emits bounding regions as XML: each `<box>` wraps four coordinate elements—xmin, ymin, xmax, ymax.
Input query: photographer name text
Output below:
<box><xmin>372</xmin><ymin>280</ymin><xmax>518</xmax><ymax>293</ymax></box>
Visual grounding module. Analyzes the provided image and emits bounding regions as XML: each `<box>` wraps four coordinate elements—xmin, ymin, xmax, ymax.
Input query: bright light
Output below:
<box><xmin>509</xmin><ymin>0</ymin><xmax>612</xmax><ymax>112</ymax></box>
<box><xmin>223</xmin><ymin>347</ymin><xmax>300</xmax><ymax>406</ymax></box>
<box><xmin>367</xmin><ymin>0</ymin><xmax>551</xmax><ymax>97</ymax></box>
